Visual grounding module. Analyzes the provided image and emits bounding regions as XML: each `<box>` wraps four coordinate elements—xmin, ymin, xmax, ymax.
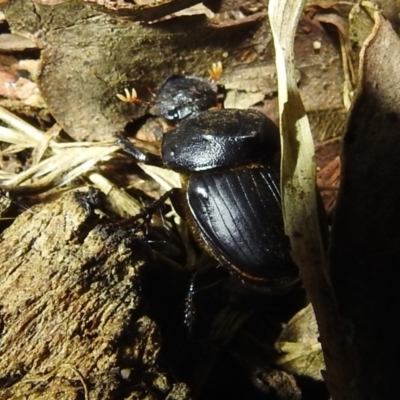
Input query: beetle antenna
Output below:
<box><xmin>114</xmin><ymin>133</ymin><xmax>163</xmax><ymax>166</ymax></box>
<box><xmin>147</xmin><ymin>87</ymin><xmax>157</xmax><ymax>98</ymax></box>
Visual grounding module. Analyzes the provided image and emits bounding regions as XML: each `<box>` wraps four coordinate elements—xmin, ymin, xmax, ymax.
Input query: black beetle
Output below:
<box><xmin>117</xmin><ymin>66</ymin><xmax>298</xmax><ymax>291</ymax></box>
<box><xmin>154</xmin><ymin>74</ymin><xmax>219</xmax><ymax>122</ymax></box>
<box><xmin>153</xmin><ymin>62</ymin><xmax>224</xmax><ymax>122</ymax></box>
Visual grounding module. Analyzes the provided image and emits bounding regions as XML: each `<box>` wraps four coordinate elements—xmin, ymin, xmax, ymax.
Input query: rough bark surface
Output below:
<box><xmin>0</xmin><ymin>192</ymin><xmax>190</xmax><ymax>400</ymax></box>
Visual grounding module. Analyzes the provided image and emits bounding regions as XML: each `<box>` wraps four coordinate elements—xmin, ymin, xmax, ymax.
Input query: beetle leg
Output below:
<box><xmin>115</xmin><ymin>133</ymin><xmax>163</xmax><ymax>167</ymax></box>
<box><xmin>184</xmin><ymin>279</ymin><xmax>196</xmax><ymax>332</ymax></box>
<box><xmin>184</xmin><ymin>266</ymin><xmax>230</xmax><ymax>332</ymax></box>
<box><xmin>141</xmin><ymin>190</ymin><xmax>173</xmax><ymax>218</ymax></box>
<box><xmin>147</xmin><ymin>87</ymin><xmax>157</xmax><ymax>98</ymax></box>
<box><xmin>129</xmin><ymin>189</ymin><xmax>179</xmax><ymax>235</ymax></box>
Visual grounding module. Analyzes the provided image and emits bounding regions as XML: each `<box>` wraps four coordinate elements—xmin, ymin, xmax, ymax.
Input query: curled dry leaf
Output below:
<box><xmin>268</xmin><ymin>0</ymin><xmax>326</xmax><ymax>270</ymax></box>
<box><xmin>269</xmin><ymin>1</ymin><xmax>353</xmax><ymax>398</ymax></box>
<box><xmin>276</xmin><ymin>304</ymin><xmax>324</xmax><ymax>382</ymax></box>
<box><xmin>312</xmin><ymin>7</ymin><xmax>356</xmax><ymax>109</ymax></box>
<box><xmin>330</xmin><ymin>7</ymin><xmax>400</xmax><ymax>399</ymax></box>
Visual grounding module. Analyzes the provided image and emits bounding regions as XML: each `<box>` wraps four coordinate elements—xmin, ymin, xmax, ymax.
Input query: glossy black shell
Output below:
<box><xmin>162</xmin><ymin>109</ymin><xmax>298</xmax><ymax>287</ymax></box>
<box><xmin>154</xmin><ymin>75</ymin><xmax>218</xmax><ymax>122</ymax></box>
<box><xmin>162</xmin><ymin>107</ymin><xmax>280</xmax><ymax>171</ymax></box>
<box><xmin>186</xmin><ymin>166</ymin><xmax>296</xmax><ymax>286</ymax></box>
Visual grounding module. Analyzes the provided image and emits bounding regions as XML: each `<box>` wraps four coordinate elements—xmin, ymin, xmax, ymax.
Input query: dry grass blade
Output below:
<box><xmin>0</xmin><ymin>105</ymin><xmax>43</xmax><ymax>143</ymax></box>
<box><xmin>268</xmin><ymin>0</ymin><xmax>326</xmax><ymax>273</ymax></box>
<box><xmin>1</xmin><ymin>142</ymin><xmax>120</xmax><ymax>190</ymax></box>
<box><xmin>0</xmin><ymin>126</ymin><xmax>38</xmax><ymax>147</ymax></box>
<box><xmin>0</xmin><ymin>106</ymin><xmax>173</xmax><ymax>217</ymax></box>
<box><xmin>138</xmin><ymin>163</ymin><xmax>181</xmax><ymax>192</ymax></box>
<box><xmin>0</xmin><ymin>106</ymin><xmax>142</xmax><ymax>215</ymax></box>
<box><xmin>268</xmin><ymin>2</ymin><xmax>354</xmax><ymax>399</ymax></box>
<box><xmin>88</xmin><ymin>173</ymin><xmax>142</xmax><ymax>217</ymax></box>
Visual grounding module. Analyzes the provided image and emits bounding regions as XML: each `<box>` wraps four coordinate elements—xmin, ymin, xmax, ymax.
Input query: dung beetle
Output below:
<box><xmin>153</xmin><ymin>62</ymin><xmax>223</xmax><ymax>122</ymax></box>
<box><xmin>154</xmin><ymin>74</ymin><xmax>219</xmax><ymax>122</ymax></box>
<box><xmin>117</xmin><ymin>65</ymin><xmax>298</xmax><ymax>291</ymax></box>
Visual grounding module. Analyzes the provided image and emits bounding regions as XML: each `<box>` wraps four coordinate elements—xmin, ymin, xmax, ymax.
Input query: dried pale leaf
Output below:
<box><xmin>277</xmin><ymin>342</ymin><xmax>324</xmax><ymax>381</ymax></box>
<box><xmin>2</xmin><ymin>145</ymin><xmax>119</xmax><ymax>191</ymax></box>
<box><xmin>1</xmin><ymin>156</ymin><xmax>56</xmax><ymax>187</ymax></box>
<box><xmin>276</xmin><ymin>304</ymin><xmax>324</xmax><ymax>381</ymax></box>
<box><xmin>0</xmin><ymin>125</ymin><xmax>38</xmax><ymax>147</ymax></box>
<box><xmin>55</xmin><ymin>145</ymin><xmax>120</xmax><ymax>187</ymax></box>
<box><xmin>0</xmin><ymin>171</ymin><xmax>17</xmax><ymax>180</ymax></box>
<box><xmin>0</xmin><ymin>107</ymin><xmax>126</xmax><ymax>207</ymax></box>
<box><xmin>279</xmin><ymin>303</ymin><xmax>319</xmax><ymax>344</ymax></box>
<box><xmin>31</xmin><ymin>124</ymin><xmax>61</xmax><ymax>165</ymax></box>
<box><xmin>313</xmin><ymin>10</ymin><xmax>356</xmax><ymax>109</ymax></box>
<box><xmin>138</xmin><ymin>163</ymin><xmax>181</xmax><ymax>192</ymax></box>
<box><xmin>223</xmin><ymin>65</ymin><xmax>278</xmax><ymax>109</ymax></box>
<box><xmin>88</xmin><ymin>173</ymin><xmax>142</xmax><ymax>217</ymax></box>
<box><xmin>52</xmin><ymin>141</ymin><xmax>115</xmax><ymax>149</ymax></box>
<box><xmin>269</xmin><ymin>2</ymin><xmax>352</xmax><ymax>397</ymax></box>
<box><xmin>0</xmin><ymin>105</ymin><xmax>43</xmax><ymax>143</ymax></box>
<box><xmin>169</xmin><ymin>3</ymin><xmax>214</xmax><ymax>18</ymax></box>
<box><xmin>268</xmin><ymin>0</ymin><xmax>326</xmax><ymax>273</ymax></box>
<box><xmin>0</xmin><ymin>144</ymin><xmax>34</xmax><ymax>156</ymax></box>
<box><xmin>0</xmin><ymin>191</ymin><xmax>12</xmax><ymax>218</ymax></box>
<box><xmin>349</xmin><ymin>1</ymin><xmax>380</xmax><ymax>48</ymax></box>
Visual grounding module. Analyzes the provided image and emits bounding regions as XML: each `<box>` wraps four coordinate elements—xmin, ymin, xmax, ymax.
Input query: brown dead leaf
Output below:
<box><xmin>3</xmin><ymin>0</ymin><xmax>348</xmax><ymax>143</ymax></box>
<box><xmin>317</xmin><ymin>159</ymin><xmax>340</xmax><ymax>213</ymax></box>
<box><xmin>84</xmin><ymin>0</ymin><xmax>205</xmax><ymax>19</ymax></box>
<box><xmin>331</xmin><ymin>8</ymin><xmax>400</xmax><ymax>399</ymax></box>
<box><xmin>315</xmin><ymin>136</ymin><xmax>341</xmax><ymax>213</ymax></box>
<box><xmin>4</xmin><ymin>0</ymin><xmax>272</xmax><ymax>141</ymax></box>
<box><xmin>0</xmin><ymin>53</ymin><xmax>44</xmax><ymax>110</ymax></box>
